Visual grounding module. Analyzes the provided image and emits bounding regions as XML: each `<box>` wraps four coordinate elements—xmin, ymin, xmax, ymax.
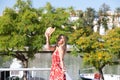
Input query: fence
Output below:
<box><xmin>79</xmin><ymin>68</ymin><xmax>120</xmax><ymax>80</ymax></box>
<box><xmin>0</xmin><ymin>68</ymin><xmax>51</xmax><ymax>80</ymax></box>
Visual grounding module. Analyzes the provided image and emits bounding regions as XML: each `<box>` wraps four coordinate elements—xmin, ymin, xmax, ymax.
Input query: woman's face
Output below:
<box><xmin>58</xmin><ymin>36</ymin><xmax>65</xmax><ymax>45</ymax></box>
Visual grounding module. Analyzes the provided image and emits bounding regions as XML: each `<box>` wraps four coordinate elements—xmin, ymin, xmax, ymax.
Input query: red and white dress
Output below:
<box><xmin>49</xmin><ymin>50</ymin><xmax>66</xmax><ymax>80</ymax></box>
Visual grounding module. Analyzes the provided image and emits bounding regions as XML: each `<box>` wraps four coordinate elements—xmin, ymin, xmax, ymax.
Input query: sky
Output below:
<box><xmin>0</xmin><ymin>0</ymin><xmax>120</xmax><ymax>16</ymax></box>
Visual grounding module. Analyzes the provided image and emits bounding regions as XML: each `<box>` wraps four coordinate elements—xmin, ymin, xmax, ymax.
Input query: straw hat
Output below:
<box><xmin>45</xmin><ymin>27</ymin><xmax>56</xmax><ymax>36</ymax></box>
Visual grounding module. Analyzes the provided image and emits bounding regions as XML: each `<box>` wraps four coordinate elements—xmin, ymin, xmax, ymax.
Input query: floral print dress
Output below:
<box><xmin>49</xmin><ymin>50</ymin><xmax>66</xmax><ymax>80</ymax></box>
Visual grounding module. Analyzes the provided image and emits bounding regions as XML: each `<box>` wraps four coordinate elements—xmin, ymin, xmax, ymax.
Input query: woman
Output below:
<box><xmin>45</xmin><ymin>27</ymin><xmax>68</xmax><ymax>80</ymax></box>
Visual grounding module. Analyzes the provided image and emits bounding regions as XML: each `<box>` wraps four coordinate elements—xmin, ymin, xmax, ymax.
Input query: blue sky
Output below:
<box><xmin>0</xmin><ymin>0</ymin><xmax>120</xmax><ymax>15</ymax></box>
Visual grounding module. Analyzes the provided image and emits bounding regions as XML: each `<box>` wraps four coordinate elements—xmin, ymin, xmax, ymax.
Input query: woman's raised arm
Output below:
<box><xmin>45</xmin><ymin>27</ymin><xmax>56</xmax><ymax>51</ymax></box>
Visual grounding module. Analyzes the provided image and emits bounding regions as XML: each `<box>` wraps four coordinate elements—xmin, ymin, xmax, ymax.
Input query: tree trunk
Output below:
<box><xmin>98</xmin><ymin>68</ymin><xmax>104</xmax><ymax>80</ymax></box>
<box><xmin>22</xmin><ymin>60</ymin><xmax>28</xmax><ymax>80</ymax></box>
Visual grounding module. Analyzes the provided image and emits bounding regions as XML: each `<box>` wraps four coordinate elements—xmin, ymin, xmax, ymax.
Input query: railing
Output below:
<box><xmin>79</xmin><ymin>68</ymin><xmax>120</xmax><ymax>80</ymax></box>
<box><xmin>0</xmin><ymin>68</ymin><xmax>51</xmax><ymax>80</ymax></box>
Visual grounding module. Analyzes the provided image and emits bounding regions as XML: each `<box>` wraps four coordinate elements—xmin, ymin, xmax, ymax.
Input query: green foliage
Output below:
<box><xmin>73</xmin><ymin>27</ymin><xmax>120</xmax><ymax>74</ymax></box>
<box><xmin>103</xmin><ymin>27</ymin><xmax>120</xmax><ymax>58</ymax></box>
<box><xmin>101</xmin><ymin>17</ymin><xmax>109</xmax><ymax>30</ymax></box>
<box><xmin>14</xmin><ymin>0</ymin><xmax>32</xmax><ymax>13</ymax></box>
<box><xmin>0</xmin><ymin>0</ymin><xmax>44</xmax><ymax>61</ymax></box>
<box><xmin>69</xmin><ymin>27</ymin><xmax>93</xmax><ymax>44</ymax></box>
<box><xmin>0</xmin><ymin>56</ymin><xmax>12</xmax><ymax>66</ymax></box>
<box><xmin>84</xmin><ymin>7</ymin><xmax>96</xmax><ymax>27</ymax></box>
<box><xmin>83</xmin><ymin>51</ymin><xmax>113</xmax><ymax>70</ymax></box>
<box><xmin>76</xmin><ymin>33</ymin><xmax>102</xmax><ymax>53</ymax></box>
<box><xmin>40</xmin><ymin>7</ymin><xmax>69</xmax><ymax>29</ymax></box>
<box><xmin>0</xmin><ymin>0</ymin><xmax>72</xmax><ymax>66</ymax></box>
<box><xmin>70</xmin><ymin>48</ymin><xmax>79</xmax><ymax>57</ymax></box>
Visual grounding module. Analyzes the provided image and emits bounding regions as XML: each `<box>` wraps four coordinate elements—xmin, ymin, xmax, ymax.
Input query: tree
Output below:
<box><xmin>74</xmin><ymin>33</ymin><xmax>109</xmax><ymax>80</ymax></box>
<box><xmin>73</xmin><ymin>10</ymin><xmax>85</xmax><ymax>29</ymax></box>
<box><xmin>98</xmin><ymin>3</ymin><xmax>110</xmax><ymax>32</ymax></box>
<box><xmin>69</xmin><ymin>27</ymin><xmax>93</xmax><ymax>45</ymax></box>
<box><xmin>114</xmin><ymin>7</ymin><xmax>120</xmax><ymax>28</ymax></box>
<box><xmin>40</xmin><ymin>2</ymin><xmax>69</xmax><ymax>28</ymax></box>
<box><xmin>84</xmin><ymin>7</ymin><xmax>96</xmax><ymax>28</ymax></box>
<box><xmin>99</xmin><ymin>3</ymin><xmax>110</xmax><ymax>15</ymax></box>
<box><xmin>0</xmin><ymin>0</ymin><xmax>44</xmax><ymax>80</ymax></box>
<box><xmin>103</xmin><ymin>27</ymin><xmax>120</xmax><ymax>60</ymax></box>
<box><xmin>14</xmin><ymin>0</ymin><xmax>32</xmax><ymax>13</ymax></box>
<box><xmin>39</xmin><ymin>3</ymin><xmax>70</xmax><ymax>43</ymax></box>
<box><xmin>115</xmin><ymin>7</ymin><xmax>120</xmax><ymax>14</ymax></box>
<box><xmin>72</xmin><ymin>27</ymin><xmax>120</xmax><ymax>80</ymax></box>
<box><xmin>67</xmin><ymin>6</ymin><xmax>76</xmax><ymax>16</ymax></box>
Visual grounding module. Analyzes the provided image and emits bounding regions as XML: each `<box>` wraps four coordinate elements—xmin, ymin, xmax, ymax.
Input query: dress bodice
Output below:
<box><xmin>51</xmin><ymin>50</ymin><xmax>60</xmax><ymax>66</ymax></box>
